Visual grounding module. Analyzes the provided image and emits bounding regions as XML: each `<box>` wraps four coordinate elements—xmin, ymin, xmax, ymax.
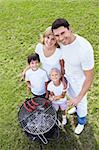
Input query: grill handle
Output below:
<box><xmin>38</xmin><ymin>134</ymin><xmax>48</xmax><ymax>144</ymax></box>
<box><xmin>55</xmin><ymin>119</ymin><xmax>67</xmax><ymax>134</ymax></box>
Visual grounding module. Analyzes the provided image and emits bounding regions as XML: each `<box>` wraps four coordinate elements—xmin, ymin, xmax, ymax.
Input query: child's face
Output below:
<box><xmin>50</xmin><ymin>70</ymin><xmax>60</xmax><ymax>82</ymax></box>
<box><xmin>44</xmin><ymin>34</ymin><xmax>56</xmax><ymax>48</ymax></box>
<box><xmin>29</xmin><ymin>60</ymin><xmax>39</xmax><ymax>71</ymax></box>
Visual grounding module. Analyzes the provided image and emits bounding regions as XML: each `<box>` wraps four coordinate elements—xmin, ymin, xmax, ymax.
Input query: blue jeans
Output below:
<box><xmin>78</xmin><ymin>115</ymin><xmax>87</xmax><ymax>125</ymax></box>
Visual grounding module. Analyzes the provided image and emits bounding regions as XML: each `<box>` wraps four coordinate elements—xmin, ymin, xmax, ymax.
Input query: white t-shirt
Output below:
<box><xmin>60</xmin><ymin>34</ymin><xmax>94</xmax><ymax>97</ymax></box>
<box><xmin>25</xmin><ymin>68</ymin><xmax>49</xmax><ymax>95</ymax></box>
<box><xmin>47</xmin><ymin>81</ymin><xmax>67</xmax><ymax>104</ymax></box>
<box><xmin>35</xmin><ymin>43</ymin><xmax>62</xmax><ymax>76</ymax></box>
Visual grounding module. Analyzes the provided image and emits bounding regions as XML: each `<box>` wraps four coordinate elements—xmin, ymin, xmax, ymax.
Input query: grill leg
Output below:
<box><xmin>39</xmin><ymin>141</ymin><xmax>43</xmax><ymax>150</ymax></box>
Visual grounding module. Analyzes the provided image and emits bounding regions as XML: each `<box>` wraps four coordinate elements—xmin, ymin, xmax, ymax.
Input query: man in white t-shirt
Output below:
<box><xmin>51</xmin><ymin>18</ymin><xmax>94</xmax><ymax>134</ymax></box>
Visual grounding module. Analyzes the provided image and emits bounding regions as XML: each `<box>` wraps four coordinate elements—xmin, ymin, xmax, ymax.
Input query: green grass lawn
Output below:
<box><xmin>0</xmin><ymin>0</ymin><xmax>99</xmax><ymax>150</ymax></box>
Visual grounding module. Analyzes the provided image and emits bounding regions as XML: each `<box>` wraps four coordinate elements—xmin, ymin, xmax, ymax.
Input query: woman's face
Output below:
<box><xmin>44</xmin><ymin>34</ymin><xmax>56</xmax><ymax>48</ymax></box>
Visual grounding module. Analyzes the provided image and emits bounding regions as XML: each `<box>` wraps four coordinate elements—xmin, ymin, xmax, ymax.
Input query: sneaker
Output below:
<box><xmin>68</xmin><ymin>107</ymin><xmax>76</xmax><ymax>115</ymax></box>
<box><xmin>62</xmin><ymin>116</ymin><xmax>67</xmax><ymax>125</ymax></box>
<box><xmin>74</xmin><ymin>124</ymin><xmax>84</xmax><ymax>135</ymax></box>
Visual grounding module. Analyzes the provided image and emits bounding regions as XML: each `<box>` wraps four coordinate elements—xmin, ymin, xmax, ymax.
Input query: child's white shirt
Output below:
<box><xmin>47</xmin><ymin>81</ymin><xmax>67</xmax><ymax>104</ymax></box>
<box><xmin>25</xmin><ymin>68</ymin><xmax>49</xmax><ymax>95</ymax></box>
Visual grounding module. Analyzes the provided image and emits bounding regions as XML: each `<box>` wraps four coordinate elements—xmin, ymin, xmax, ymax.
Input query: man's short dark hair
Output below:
<box><xmin>52</xmin><ymin>18</ymin><xmax>70</xmax><ymax>31</ymax></box>
<box><xmin>27</xmin><ymin>53</ymin><xmax>40</xmax><ymax>64</ymax></box>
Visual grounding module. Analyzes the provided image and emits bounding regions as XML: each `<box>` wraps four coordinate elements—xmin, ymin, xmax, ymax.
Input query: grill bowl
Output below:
<box><xmin>18</xmin><ymin>97</ymin><xmax>58</xmax><ymax>144</ymax></box>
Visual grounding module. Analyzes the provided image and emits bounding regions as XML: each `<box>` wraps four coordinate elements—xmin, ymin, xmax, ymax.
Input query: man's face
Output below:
<box><xmin>53</xmin><ymin>26</ymin><xmax>72</xmax><ymax>45</ymax></box>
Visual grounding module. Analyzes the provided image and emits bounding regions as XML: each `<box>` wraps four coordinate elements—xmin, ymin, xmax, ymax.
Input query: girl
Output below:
<box><xmin>47</xmin><ymin>68</ymin><xmax>69</xmax><ymax>125</ymax></box>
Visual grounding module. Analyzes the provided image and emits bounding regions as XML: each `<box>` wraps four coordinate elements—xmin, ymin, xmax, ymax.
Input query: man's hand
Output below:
<box><xmin>67</xmin><ymin>96</ymin><xmax>81</xmax><ymax>106</ymax></box>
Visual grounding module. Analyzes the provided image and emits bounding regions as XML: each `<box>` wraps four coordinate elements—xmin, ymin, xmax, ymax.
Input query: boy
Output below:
<box><xmin>25</xmin><ymin>53</ymin><xmax>49</xmax><ymax>98</ymax></box>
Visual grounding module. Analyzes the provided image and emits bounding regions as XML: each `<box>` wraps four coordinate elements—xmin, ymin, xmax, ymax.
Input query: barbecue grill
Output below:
<box><xmin>18</xmin><ymin>97</ymin><xmax>60</xmax><ymax>145</ymax></box>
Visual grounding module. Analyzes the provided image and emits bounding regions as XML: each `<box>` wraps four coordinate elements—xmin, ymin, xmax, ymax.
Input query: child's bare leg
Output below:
<box><xmin>62</xmin><ymin>110</ymin><xmax>67</xmax><ymax>125</ymax></box>
<box><xmin>62</xmin><ymin>109</ymin><xmax>67</xmax><ymax>115</ymax></box>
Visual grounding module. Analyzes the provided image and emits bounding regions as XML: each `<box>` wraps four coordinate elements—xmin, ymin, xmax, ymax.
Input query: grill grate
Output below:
<box><xmin>18</xmin><ymin>97</ymin><xmax>57</xmax><ymax>135</ymax></box>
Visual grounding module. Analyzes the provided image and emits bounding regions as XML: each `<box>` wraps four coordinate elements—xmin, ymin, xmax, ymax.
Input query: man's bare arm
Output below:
<box><xmin>68</xmin><ymin>68</ymin><xmax>94</xmax><ymax>106</ymax></box>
